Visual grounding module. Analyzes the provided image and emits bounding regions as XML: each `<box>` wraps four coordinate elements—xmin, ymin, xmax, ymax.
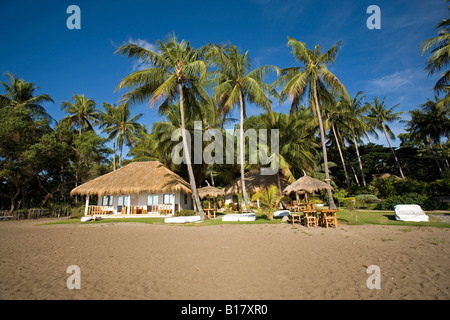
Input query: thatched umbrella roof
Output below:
<box><xmin>70</xmin><ymin>161</ymin><xmax>192</xmax><ymax>197</ymax></box>
<box><xmin>224</xmin><ymin>170</ymin><xmax>290</xmax><ymax>195</ymax></box>
<box><xmin>197</xmin><ymin>186</ymin><xmax>225</xmax><ymax>198</ymax></box>
<box><xmin>283</xmin><ymin>175</ymin><xmax>333</xmax><ymax>195</ymax></box>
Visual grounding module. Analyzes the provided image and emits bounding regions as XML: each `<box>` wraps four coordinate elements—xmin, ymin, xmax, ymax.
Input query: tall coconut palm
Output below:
<box><xmin>323</xmin><ymin>97</ymin><xmax>351</xmax><ymax>188</ymax></box>
<box><xmin>408</xmin><ymin>95</ymin><xmax>450</xmax><ymax>172</ymax></box>
<box><xmin>209</xmin><ymin>43</ymin><xmax>279</xmax><ymax>206</ymax></box>
<box><xmin>61</xmin><ymin>93</ymin><xmax>100</xmax><ymax>135</ymax></box>
<box><xmin>101</xmin><ymin>103</ymin><xmax>143</xmax><ymax>168</ymax></box>
<box><xmin>100</xmin><ymin>102</ymin><xmax>119</xmax><ymax>170</ymax></box>
<box><xmin>0</xmin><ymin>72</ymin><xmax>53</xmax><ymax>120</ymax></box>
<box><xmin>337</xmin><ymin>92</ymin><xmax>372</xmax><ymax>187</ymax></box>
<box><xmin>421</xmin><ymin>10</ymin><xmax>450</xmax><ymax>102</ymax></box>
<box><xmin>115</xmin><ymin>34</ymin><xmax>209</xmax><ymax>219</ymax></box>
<box><xmin>367</xmin><ymin>96</ymin><xmax>405</xmax><ymax>179</ymax></box>
<box><xmin>273</xmin><ymin>38</ymin><xmax>348</xmax><ymax>209</ymax></box>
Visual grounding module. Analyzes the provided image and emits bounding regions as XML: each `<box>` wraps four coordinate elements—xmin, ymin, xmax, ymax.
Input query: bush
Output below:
<box><xmin>176</xmin><ymin>209</ymin><xmax>196</xmax><ymax>216</ymax></box>
<box><xmin>426</xmin><ymin>179</ymin><xmax>450</xmax><ymax>197</ymax></box>
<box><xmin>355</xmin><ymin>194</ymin><xmax>379</xmax><ymax>203</ymax></box>
<box><xmin>341</xmin><ymin>197</ymin><xmax>356</xmax><ymax>211</ymax></box>
<box><xmin>375</xmin><ymin>193</ymin><xmax>449</xmax><ymax>211</ymax></box>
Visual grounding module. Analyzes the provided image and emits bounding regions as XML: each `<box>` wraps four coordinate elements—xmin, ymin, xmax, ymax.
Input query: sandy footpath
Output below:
<box><xmin>0</xmin><ymin>219</ymin><xmax>449</xmax><ymax>300</ymax></box>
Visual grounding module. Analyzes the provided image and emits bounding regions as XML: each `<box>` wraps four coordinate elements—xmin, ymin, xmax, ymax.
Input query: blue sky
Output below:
<box><xmin>0</xmin><ymin>0</ymin><xmax>447</xmax><ymax>149</ymax></box>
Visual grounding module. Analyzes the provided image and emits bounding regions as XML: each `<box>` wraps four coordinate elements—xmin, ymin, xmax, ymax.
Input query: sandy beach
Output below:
<box><xmin>0</xmin><ymin>219</ymin><xmax>449</xmax><ymax>300</ymax></box>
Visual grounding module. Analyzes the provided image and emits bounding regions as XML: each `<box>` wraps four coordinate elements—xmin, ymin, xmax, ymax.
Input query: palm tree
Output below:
<box><xmin>251</xmin><ymin>185</ymin><xmax>288</xmax><ymax>220</ymax></box>
<box><xmin>367</xmin><ymin>96</ymin><xmax>405</xmax><ymax>179</ymax></box>
<box><xmin>421</xmin><ymin>9</ymin><xmax>449</xmax><ymax>103</ymax></box>
<box><xmin>323</xmin><ymin>96</ymin><xmax>351</xmax><ymax>188</ymax></box>
<box><xmin>101</xmin><ymin>103</ymin><xmax>143</xmax><ymax>168</ymax></box>
<box><xmin>273</xmin><ymin>38</ymin><xmax>348</xmax><ymax>209</ymax></box>
<box><xmin>337</xmin><ymin>92</ymin><xmax>372</xmax><ymax>187</ymax></box>
<box><xmin>115</xmin><ymin>34</ymin><xmax>209</xmax><ymax>219</ymax></box>
<box><xmin>0</xmin><ymin>72</ymin><xmax>53</xmax><ymax>120</ymax></box>
<box><xmin>61</xmin><ymin>93</ymin><xmax>100</xmax><ymax>135</ymax></box>
<box><xmin>99</xmin><ymin>102</ymin><xmax>119</xmax><ymax>170</ymax></box>
<box><xmin>408</xmin><ymin>95</ymin><xmax>450</xmax><ymax>172</ymax></box>
<box><xmin>209</xmin><ymin>43</ymin><xmax>279</xmax><ymax>206</ymax></box>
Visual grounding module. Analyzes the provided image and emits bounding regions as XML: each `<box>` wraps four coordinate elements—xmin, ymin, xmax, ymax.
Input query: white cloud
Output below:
<box><xmin>365</xmin><ymin>68</ymin><xmax>420</xmax><ymax>94</ymax></box>
<box><xmin>126</xmin><ymin>37</ymin><xmax>158</xmax><ymax>71</ymax></box>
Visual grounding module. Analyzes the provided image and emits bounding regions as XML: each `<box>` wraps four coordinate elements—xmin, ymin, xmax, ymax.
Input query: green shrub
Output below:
<box><xmin>176</xmin><ymin>209</ymin><xmax>196</xmax><ymax>216</ymax></box>
<box><xmin>426</xmin><ymin>179</ymin><xmax>450</xmax><ymax>197</ymax></box>
<box><xmin>375</xmin><ymin>193</ymin><xmax>449</xmax><ymax>211</ymax></box>
<box><xmin>355</xmin><ymin>194</ymin><xmax>380</xmax><ymax>203</ymax></box>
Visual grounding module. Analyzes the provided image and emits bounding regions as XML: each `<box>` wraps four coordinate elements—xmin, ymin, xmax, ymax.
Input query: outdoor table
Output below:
<box><xmin>203</xmin><ymin>208</ymin><xmax>217</xmax><ymax>219</ymax></box>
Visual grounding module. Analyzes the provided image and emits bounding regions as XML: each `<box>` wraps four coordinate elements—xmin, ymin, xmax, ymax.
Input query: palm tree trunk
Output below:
<box><xmin>430</xmin><ymin>143</ymin><xmax>444</xmax><ymax>176</ymax></box>
<box><xmin>439</xmin><ymin>143</ymin><xmax>450</xmax><ymax>169</ymax></box>
<box><xmin>209</xmin><ymin>165</ymin><xmax>215</xmax><ymax>187</ymax></box>
<box><xmin>382</xmin><ymin>123</ymin><xmax>405</xmax><ymax>179</ymax></box>
<box><xmin>119</xmin><ymin>142</ymin><xmax>123</xmax><ymax>168</ymax></box>
<box><xmin>113</xmin><ymin>140</ymin><xmax>116</xmax><ymax>171</ymax></box>
<box><xmin>330</xmin><ymin>119</ymin><xmax>350</xmax><ymax>188</ymax></box>
<box><xmin>351</xmin><ymin>166</ymin><xmax>360</xmax><ymax>186</ymax></box>
<box><xmin>353</xmin><ymin>135</ymin><xmax>366</xmax><ymax>187</ymax></box>
<box><xmin>313</xmin><ymin>81</ymin><xmax>336</xmax><ymax>209</ymax></box>
<box><xmin>178</xmin><ymin>83</ymin><xmax>206</xmax><ymax>220</ymax></box>
<box><xmin>239</xmin><ymin>90</ymin><xmax>250</xmax><ymax>206</ymax></box>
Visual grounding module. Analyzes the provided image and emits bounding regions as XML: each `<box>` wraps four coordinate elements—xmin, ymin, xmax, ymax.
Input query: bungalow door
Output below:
<box><xmin>117</xmin><ymin>196</ymin><xmax>129</xmax><ymax>214</ymax></box>
<box><xmin>147</xmin><ymin>195</ymin><xmax>159</xmax><ymax>213</ymax></box>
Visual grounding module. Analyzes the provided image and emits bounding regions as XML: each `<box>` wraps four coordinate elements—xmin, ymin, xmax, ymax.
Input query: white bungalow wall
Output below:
<box><xmin>97</xmin><ymin>190</ymin><xmax>192</xmax><ymax>214</ymax></box>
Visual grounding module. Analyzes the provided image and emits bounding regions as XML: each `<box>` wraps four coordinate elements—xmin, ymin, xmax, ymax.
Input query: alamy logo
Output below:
<box><xmin>366</xmin><ymin>5</ymin><xmax>381</xmax><ymax>30</ymax></box>
<box><xmin>171</xmin><ymin>121</ymin><xmax>279</xmax><ymax>175</ymax></box>
<box><xmin>66</xmin><ymin>265</ymin><xmax>81</xmax><ymax>289</ymax></box>
<box><xmin>66</xmin><ymin>5</ymin><xmax>81</xmax><ymax>30</ymax></box>
<box><xmin>366</xmin><ymin>265</ymin><xmax>381</xmax><ymax>290</ymax></box>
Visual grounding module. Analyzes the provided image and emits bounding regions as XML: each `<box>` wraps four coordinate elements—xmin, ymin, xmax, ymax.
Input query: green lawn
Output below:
<box><xmin>336</xmin><ymin>209</ymin><xmax>450</xmax><ymax>228</ymax></box>
<box><xmin>41</xmin><ymin>210</ymin><xmax>450</xmax><ymax>228</ymax></box>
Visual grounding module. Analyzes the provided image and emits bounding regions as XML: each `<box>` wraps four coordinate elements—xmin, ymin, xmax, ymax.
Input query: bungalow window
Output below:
<box><xmin>102</xmin><ymin>195</ymin><xmax>113</xmax><ymax>206</ymax></box>
<box><xmin>163</xmin><ymin>194</ymin><xmax>173</xmax><ymax>205</ymax></box>
<box><xmin>147</xmin><ymin>195</ymin><xmax>159</xmax><ymax>206</ymax></box>
<box><xmin>184</xmin><ymin>194</ymin><xmax>188</xmax><ymax>205</ymax></box>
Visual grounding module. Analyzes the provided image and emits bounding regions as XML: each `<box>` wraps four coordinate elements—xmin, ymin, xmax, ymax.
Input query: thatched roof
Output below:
<box><xmin>224</xmin><ymin>170</ymin><xmax>290</xmax><ymax>195</ymax></box>
<box><xmin>197</xmin><ymin>186</ymin><xmax>225</xmax><ymax>198</ymax></box>
<box><xmin>70</xmin><ymin>161</ymin><xmax>192</xmax><ymax>197</ymax></box>
<box><xmin>283</xmin><ymin>175</ymin><xmax>333</xmax><ymax>194</ymax></box>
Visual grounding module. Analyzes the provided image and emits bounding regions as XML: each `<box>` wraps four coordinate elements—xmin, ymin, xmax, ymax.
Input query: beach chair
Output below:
<box><xmin>303</xmin><ymin>210</ymin><xmax>318</xmax><ymax>227</ymax></box>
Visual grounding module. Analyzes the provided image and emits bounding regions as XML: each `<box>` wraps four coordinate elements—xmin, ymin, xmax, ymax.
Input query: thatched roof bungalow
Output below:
<box><xmin>71</xmin><ymin>161</ymin><xmax>193</xmax><ymax>216</ymax></box>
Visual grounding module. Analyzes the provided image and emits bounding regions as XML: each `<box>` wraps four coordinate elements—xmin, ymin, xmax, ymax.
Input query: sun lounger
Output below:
<box><xmin>273</xmin><ymin>210</ymin><xmax>290</xmax><ymax>217</ymax></box>
<box><xmin>394</xmin><ymin>204</ymin><xmax>429</xmax><ymax>222</ymax></box>
<box><xmin>164</xmin><ymin>216</ymin><xmax>201</xmax><ymax>224</ymax></box>
<box><xmin>222</xmin><ymin>213</ymin><xmax>256</xmax><ymax>222</ymax></box>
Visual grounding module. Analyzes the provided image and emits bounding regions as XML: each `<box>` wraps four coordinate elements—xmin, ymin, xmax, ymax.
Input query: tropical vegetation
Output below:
<box><xmin>0</xmin><ymin>5</ymin><xmax>449</xmax><ymax>217</ymax></box>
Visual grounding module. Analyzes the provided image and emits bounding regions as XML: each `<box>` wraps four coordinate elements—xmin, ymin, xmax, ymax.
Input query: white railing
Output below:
<box><xmin>87</xmin><ymin>206</ymin><xmax>114</xmax><ymax>215</ymax></box>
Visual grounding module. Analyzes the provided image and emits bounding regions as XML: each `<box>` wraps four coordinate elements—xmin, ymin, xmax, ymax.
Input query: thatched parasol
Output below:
<box><xmin>197</xmin><ymin>185</ymin><xmax>225</xmax><ymax>210</ymax></box>
<box><xmin>70</xmin><ymin>161</ymin><xmax>192</xmax><ymax>197</ymax></box>
<box><xmin>197</xmin><ymin>186</ymin><xmax>225</xmax><ymax>198</ymax></box>
<box><xmin>283</xmin><ymin>175</ymin><xmax>333</xmax><ymax>202</ymax></box>
<box><xmin>224</xmin><ymin>170</ymin><xmax>290</xmax><ymax>195</ymax></box>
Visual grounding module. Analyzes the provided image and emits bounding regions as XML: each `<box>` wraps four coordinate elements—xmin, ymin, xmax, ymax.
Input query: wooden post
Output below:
<box><xmin>172</xmin><ymin>193</ymin><xmax>175</xmax><ymax>215</ymax></box>
<box><xmin>84</xmin><ymin>196</ymin><xmax>89</xmax><ymax>216</ymax></box>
